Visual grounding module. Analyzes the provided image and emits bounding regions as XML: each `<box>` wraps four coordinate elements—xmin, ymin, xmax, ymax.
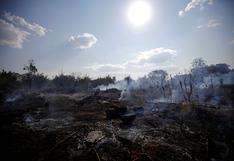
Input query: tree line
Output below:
<box><xmin>0</xmin><ymin>59</ymin><xmax>116</xmax><ymax>103</ymax></box>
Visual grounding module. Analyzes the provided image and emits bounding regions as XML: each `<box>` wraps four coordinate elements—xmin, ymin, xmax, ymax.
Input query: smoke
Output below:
<box><xmin>5</xmin><ymin>94</ymin><xmax>22</xmax><ymax>103</ymax></box>
<box><xmin>97</xmin><ymin>68</ymin><xmax>234</xmax><ymax>107</ymax></box>
<box><xmin>97</xmin><ymin>80</ymin><xmax>129</xmax><ymax>91</ymax></box>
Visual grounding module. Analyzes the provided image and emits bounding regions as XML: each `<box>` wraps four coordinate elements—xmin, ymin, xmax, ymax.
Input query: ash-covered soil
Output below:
<box><xmin>0</xmin><ymin>89</ymin><xmax>234</xmax><ymax>161</ymax></box>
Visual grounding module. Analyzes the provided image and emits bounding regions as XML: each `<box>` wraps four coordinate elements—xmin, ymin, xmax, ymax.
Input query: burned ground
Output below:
<box><xmin>0</xmin><ymin>89</ymin><xmax>234</xmax><ymax>161</ymax></box>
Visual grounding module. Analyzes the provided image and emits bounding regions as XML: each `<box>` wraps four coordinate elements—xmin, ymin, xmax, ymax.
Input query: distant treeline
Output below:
<box><xmin>0</xmin><ymin>60</ymin><xmax>116</xmax><ymax>103</ymax></box>
<box><xmin>1</xmin><ymin>58</ymin><xmax>234</xmax><ymax>106</ymax></box>
<box><xmin>118</xmin><ymin>58</ymin><xmax>234</xmax><ymax>106</ymax></box>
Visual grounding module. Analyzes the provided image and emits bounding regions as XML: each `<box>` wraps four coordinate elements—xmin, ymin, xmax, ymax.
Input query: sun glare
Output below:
<box><xmin>128</xmin><ymin>1</ymin><xmax>151</xmax><ymax>27</ymax></box>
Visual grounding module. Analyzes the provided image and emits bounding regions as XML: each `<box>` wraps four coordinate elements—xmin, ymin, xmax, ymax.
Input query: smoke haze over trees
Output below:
<box><xmin>1</xmin><ymin>58</ymin><xmax>233</xmax><ymax>107</ymax></box>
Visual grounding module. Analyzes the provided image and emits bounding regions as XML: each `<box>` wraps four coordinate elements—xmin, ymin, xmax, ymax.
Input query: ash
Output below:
<box><xmin>0</xmin><ymin>89</ymin><xmax>233</xmax><ymax>161</ymax></box>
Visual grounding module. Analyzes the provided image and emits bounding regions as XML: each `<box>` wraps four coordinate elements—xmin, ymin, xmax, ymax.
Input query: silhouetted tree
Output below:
<box><xmin>22</xmin><ymin>59</ymin><xmax>38</xmax><ymax>89</ymax></box>
<box><xmin>207</xmin><ymin>64</ymin><xmax>230</xmax><ymax>75</ymax></box>
<box><xmin>23</xmin><ymin>59</ymin><xmax>38</xmax><ymax>75</ymax></box>
<box><xmin>124</xmin><ymin>76</ymin><xmax>133</xmax><ymax>86</ymax></box>
<box><xmin>92</xmin><ymin>75</ymin><xmax>116</xmax><ymax>88</ymax></box>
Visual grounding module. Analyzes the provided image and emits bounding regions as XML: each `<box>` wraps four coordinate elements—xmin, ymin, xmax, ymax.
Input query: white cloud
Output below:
<box><xmin>179</xmin><ymin>0</ymin><xmax>214</xmax><ymax>16</ymax></box>
<box><xmin>133</xmin><ymin>48</ymin><xmax>177</xmax><ymax>65</ymax></box>
<box><xmin>85</xmin><ymin>48</ymin><xmax>178</xmax><ymax>79</ymax></box>
<box><xmin>0</xmin><ymin>19</ymin><xmax>30</xmax><ymax>48</ymax></box>
<box><xmin>68</xmin><ymin>33</ymin><xmax>97</xmax><ymax>49</ymax></box>
<box><xmin>197</xmin><ymin>19</ymin><xmax>222</xmax><ymax>29</ymax></box>
<box><xmin>87</xmin><ymin>64</ymin><xmax>124</xmax><ymax>73</ymax></box>
<box><xmin>3</xmin><ymin>11</ymin><xmax>47</xmax><ymax>36</ymax></box>
<box><xmin>0</xmin><ymin>11</ymin><xmax>48</xmax><ymax>48</ymax></box>
<box><xmin>178</xmin><ymin>11</ymin><xmax>184</xmax><ymax>17</ymax></box>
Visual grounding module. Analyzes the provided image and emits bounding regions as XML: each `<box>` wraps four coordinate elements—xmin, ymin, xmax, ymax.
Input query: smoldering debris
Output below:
<box><xmin>0</xmin><ymin>89</ymin><xmax>234</xmax><ymax>161</ymax></box>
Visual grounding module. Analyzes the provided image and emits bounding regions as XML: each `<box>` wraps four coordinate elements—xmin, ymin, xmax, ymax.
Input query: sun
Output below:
<box><xmin>128</xmin><ymin>1</ymin><xmax>151</xmax><ymax>27</ymax></box>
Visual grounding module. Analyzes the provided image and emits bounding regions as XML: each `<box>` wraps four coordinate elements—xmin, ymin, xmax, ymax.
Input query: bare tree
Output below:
<box><xmin>23</xmin><ymin>59</ymin><xmax>38</xmax><ymax>75</ymax></box>
<box><xmin>191</xmin><ymin>57</ymin><xmax>206</xmax><ymax>69</ymax></box>
<box><xmin>148</xmin><ymin>70</ymin><xmax>168</xmax><ymax>98</ymax></box>
<box><xmin>178</xmin><ymin>72</ymin><xmax>194</xmax><ymax>103</ymax></box>
<box><xmin>23</xmin><ymin>59</ymin><xmax>38</xmax><ymax>89</ymax></box>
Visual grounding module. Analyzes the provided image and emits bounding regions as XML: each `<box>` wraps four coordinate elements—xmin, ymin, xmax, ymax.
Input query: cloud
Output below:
<box><xmin>68</xmin><ymin>33</ymin><xmax>97</xmax><ymax>49</ymax></box>
<box><xmin>3</xmin><ymin>11</ymin><xmax>47</xmax><ymax>36</ymax></box>
<box><xmin>197</xmin><ymin>19</ymin><xmax>222</xmax><ymax>29</ymax></box>
<box><xmin>178</xmin><ymin>11</ymin><xmax>184</xmax><ymax>17</ymax></box>
<box><xmin>0</xmin><ymin>11</ymin><xmax>48</xmax><ymax>48</ymax></box>
<box><xmin>133</xmin><ymin>48</ymin><xmax>177</xmax><ymax>65</ymax></box>
<box><xmin>0</xmin><ymin>19</ymin><xmax>30</xmax><ymax>48</ymax></box>
<box><xmin>85</xmin><ymin>48</ymin><xmax>178</xmax><ymax>79</ymax></box>
<box><xmin>84</xmin><ymin>64</ymin><xmax>125</xmax><ymax>79</ymax></box>
<box><xmin>179</xmin><ymin>0</ymin><xmax>214</xmax><ymax>16</ymax></box>
<box><xmin>87</xmin><ymin>64</ymin><xmax>124</xmax><ymax>73</ymax></box>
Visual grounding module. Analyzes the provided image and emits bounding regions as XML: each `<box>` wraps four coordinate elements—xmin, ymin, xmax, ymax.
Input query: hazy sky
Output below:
<box><xmin>0</xmin><ymin>0</ymin><xmax>234</xmax><ymax>79</ymax></box>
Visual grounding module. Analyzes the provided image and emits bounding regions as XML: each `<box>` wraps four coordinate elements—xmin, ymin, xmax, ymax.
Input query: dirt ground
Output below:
<box><xmin>0</xmin><ymin>89</ymin><xmax>234</xmax><ymax>161</ymax></box>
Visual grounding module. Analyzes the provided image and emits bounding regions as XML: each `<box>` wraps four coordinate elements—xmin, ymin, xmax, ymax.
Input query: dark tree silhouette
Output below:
<box><xmin>22</xmin><ymin>59</ymin><xmax>38</xmax><ymax>89</ymax></box>
<box><xmin>23</xmin><ymin>59</ymin><xmax>38</xmax><ymax>75</ymax></box>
